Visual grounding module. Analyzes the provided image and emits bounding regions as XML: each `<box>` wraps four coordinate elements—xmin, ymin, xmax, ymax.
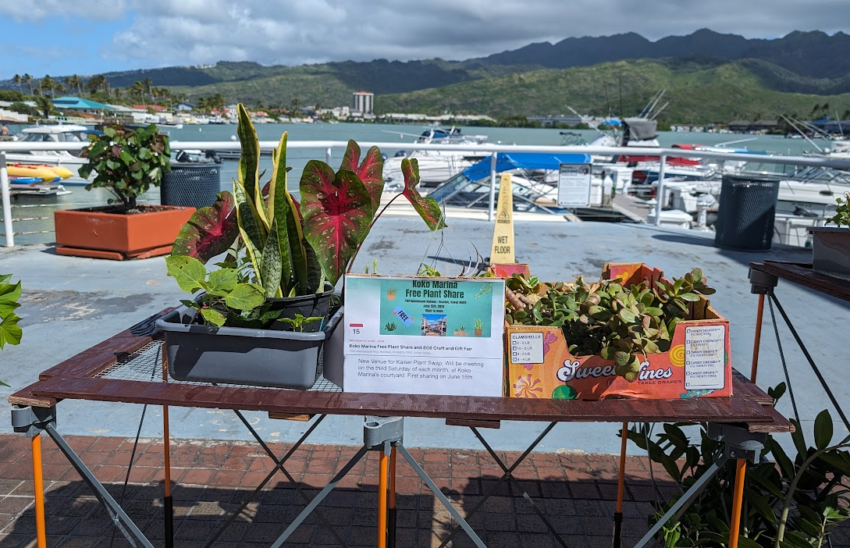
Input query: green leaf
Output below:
<box><xmin>236</xmin><ymin>103</ymin><xmax>261</xmax><ymax>206</ymax></box>
<box><xmin>0</xmin><ymin>280</ymin><xmax>22</xmax><ymax>317</ymax></box>
<box><xmin>165</xmin><ymin>256</ymin><xmax>207</xmax><ymax>294</ymax></box>
<box><xmin>614</xmin><ymin>351</ymin><xmax>631</xmax><ymax>367</ymax></box>
<box><xmin>233</xmin><ymin>180</ymin><xmax>268</xmax><ymax>284</ymax></box>
<box><xmin>400</xmin><ymin>158</ymin><xmax>447</xmax><ymax>230</ymax></box>
<box><xmin>814</xmin><ymin>409</ymin><xmax>834</xmax><ymax>450</ymax></box>
<box><xmin>618</xmin><ymin>309</ymin><xmax>637</xmax><ymax>323</ymax></box>
<box><xmin>643</xmin><ymin>306</ymin><xmax>663</xmax><ymax>317</ymax></box>
<box><xmin>678</xmin><ymin>293</ymin><xmax>701</xmax><ymax>302</ymax></box>
<box><xmin>260</xmin><ymin>218</ymin><xmax>283</xmax><ymax>298</ymax></box>
<box><xmin>200</xmin><ymin>308</ymin><xmax>227</xmax><ymax>327</ymax></box>
<box><xmin>206</xmin><ymin>269</ymin><xmax>238</xmax><ymax>297</ymax></box>
<box><xmin>0</xmin><ymin>312</ymin><xmax>22</xmax><ymax>349</ymax></box>
<box><xmin>744</xmin><ymin>487</ymin><xmax>776</xmax><ymax>523</ymax></box>
<box><xmin>224</xmin><ymin>283</ymin><xmax>265</xmax><ymax>310</ymax></box>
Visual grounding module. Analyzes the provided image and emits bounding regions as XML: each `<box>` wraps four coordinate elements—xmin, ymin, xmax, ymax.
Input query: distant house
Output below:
<box><xmin>727</xmin><ymin>120</ymin><xmax>752</xmax><ymax>132</ymax></box>
<box><xmin>133</xmin><ymin>104</ymin><xmax>166</xmax><ymax>112</ymax></box>
<box><xmin>175</xmin><ymin>103</ymin><xmax>194</xmax><ymax>112</ymax></box>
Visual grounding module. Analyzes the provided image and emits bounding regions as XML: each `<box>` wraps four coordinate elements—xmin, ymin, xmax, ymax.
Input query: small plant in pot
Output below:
<box><xmin>809</xmin><ymin>192</ymin><xmax>850</xmax><ymax>280</ymax></box>
<box><xmin>157</xmin><ymin>104</ymin><xmax>445</xmax><ymax>389</ymax></box>
<box><xmin>54</xmin><ymin>124</ymin><xmax>194</xmax><ymax>260</ymax></box>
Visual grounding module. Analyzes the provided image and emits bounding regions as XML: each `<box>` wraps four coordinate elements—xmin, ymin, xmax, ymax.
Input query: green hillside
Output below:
<box><xmin>376</xmin><ymin>59</ymin><xmax>850</xmax><ymax>123</ymax></box>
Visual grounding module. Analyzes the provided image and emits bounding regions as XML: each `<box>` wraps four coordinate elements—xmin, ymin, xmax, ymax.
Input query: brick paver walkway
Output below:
<box><xmin>0</xmin><ymin>435</ymin><xmax>848</xmax><ymax>548</ymax></box>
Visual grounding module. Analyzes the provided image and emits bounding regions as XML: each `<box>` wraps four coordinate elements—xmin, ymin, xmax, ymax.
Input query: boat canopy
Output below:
<box><xmin>622</xmin><ymin>118</ymin><xmax>657</xmax><ymax>143</ymax></box>
<box><xmin>462</xmin><ymin>152</ymin><xmax>592</xmax><ymax>181</ymax></box>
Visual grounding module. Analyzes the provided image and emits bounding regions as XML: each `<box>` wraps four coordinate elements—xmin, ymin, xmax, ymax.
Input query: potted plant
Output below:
<box><xmin>0</xmin><ymin>274</ymin><xmax>23</xmax><ymax>387</ymax></box>
<box><xmin>809</xmin><ymin>192</ymin><xmax>850</xmax><ymax>279</ymax></box>
<box><xmin>54</xmin><ymin>124</ymin><xmax>195</xmax><ymax>260</ymax></box>
<box><xmin>156</xmin><ymin>104</ymin><xmax>445</xmax><ymax>389</ymax></box>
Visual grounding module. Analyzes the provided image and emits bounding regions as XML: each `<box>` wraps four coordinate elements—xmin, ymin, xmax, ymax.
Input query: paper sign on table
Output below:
<box><xmin>344</xmin><ymin>275</ymin><xmax>506</xmax><ymax>396</ymax></box>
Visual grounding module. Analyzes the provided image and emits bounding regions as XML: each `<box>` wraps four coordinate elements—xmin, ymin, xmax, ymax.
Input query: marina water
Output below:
<box><xmin>5</xmin><ymin>123</ymin><xmax>829</xmax><ymax>246</ymax></box>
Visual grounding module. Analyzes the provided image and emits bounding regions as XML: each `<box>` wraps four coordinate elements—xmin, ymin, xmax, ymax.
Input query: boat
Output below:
<box><xmin>382</xmin><ymin>128</ymin><xmax>490</xmax><ymax>187</ymax></box>
<box><xmin>8</xmin><ymin>176</ymin><xmax>72</xmax><ymax>197</ymax></box>
<box><xmin>6</xmin><ymin>125</ymin><xmax>99</xmax><ymax>176</ymax></box>
<box><xmin>7</xmin><ymin>164</ymin><xmax>67</xmax><ymax>181</ymax></box>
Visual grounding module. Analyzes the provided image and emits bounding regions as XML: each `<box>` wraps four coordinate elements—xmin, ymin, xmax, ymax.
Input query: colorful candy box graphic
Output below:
<box><xmin>504</xmin><ymin>263</ymin><xmax>732</xmax><ymax>400</ymax></box>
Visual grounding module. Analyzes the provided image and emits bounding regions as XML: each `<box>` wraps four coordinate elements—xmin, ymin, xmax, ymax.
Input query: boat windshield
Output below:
<box><xmin>429</xmin><ymin>172</ymin><xmax>566</xmax><ymax>214</ymax></box>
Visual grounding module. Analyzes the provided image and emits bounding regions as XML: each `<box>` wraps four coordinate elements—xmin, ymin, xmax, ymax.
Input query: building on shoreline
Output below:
<box><xmin>352</xmin><ymin>91</ymin><xmax>374</xmax><ymax>116</ymax></box>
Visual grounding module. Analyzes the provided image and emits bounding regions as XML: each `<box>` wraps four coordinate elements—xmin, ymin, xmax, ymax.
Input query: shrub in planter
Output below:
<box><xmin>809</xmin><ymin>192</ymin><xmax>850</xmax><ymax>279</ymax></box>
<box><xmin>55</xmin><ymin>124</ymin><xmax>193</xmax><ymax>259</ymax></box>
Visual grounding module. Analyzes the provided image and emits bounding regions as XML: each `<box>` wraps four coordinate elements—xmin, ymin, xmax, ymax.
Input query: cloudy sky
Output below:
<box><xmin>1</xmin><ymin>0</ymin><xmax>849</xmax><ymax>79</ymax></box>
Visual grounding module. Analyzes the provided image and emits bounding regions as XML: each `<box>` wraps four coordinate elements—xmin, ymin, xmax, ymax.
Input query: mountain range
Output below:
<box><xmin>3</xmin><ymin>29</ymin><xmax>850</xmax><ymax>123</ymax></box>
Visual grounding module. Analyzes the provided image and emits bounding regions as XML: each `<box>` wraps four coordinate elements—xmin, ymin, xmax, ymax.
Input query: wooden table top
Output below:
<box><xmin>8</xmin><ymin>310</ymin><xmax>792</xmax><ymax>434</ymax></box>
<box><xmin>751</xmin><ymin>261</ymin><xmax>850</xmax><ymax>303</ymax></box>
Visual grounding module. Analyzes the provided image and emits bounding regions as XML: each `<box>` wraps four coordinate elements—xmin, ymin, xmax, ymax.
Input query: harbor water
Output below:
<box><xmin>4</xmin><ymin>123</ymin><xmax>830</xmax><ymax>246</ymax></box>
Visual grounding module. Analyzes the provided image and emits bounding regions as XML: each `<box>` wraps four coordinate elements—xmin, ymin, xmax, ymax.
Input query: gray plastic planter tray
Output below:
<box><xmin>809</xmin><ymin>227</ymin><xmax>850</xmax><ymax>280</ymax></box>
<box><xmin>155</xmin><ymin>305</ymin><xmax>344</xmax><ymax>389</ymax></box>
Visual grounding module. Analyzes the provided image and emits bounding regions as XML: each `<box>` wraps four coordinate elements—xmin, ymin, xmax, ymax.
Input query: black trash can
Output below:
<box><xmin>714</xmin><ymin>174</ymin><xmax>780</xmax><ymax>251</ymax></box>
<box><xmin>161</xmin><ymin>162</ymin><xmax>222</xmax><ymax>209</ymax></box>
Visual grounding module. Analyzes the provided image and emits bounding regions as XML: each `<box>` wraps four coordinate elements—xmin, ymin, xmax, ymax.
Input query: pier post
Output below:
<box><xmin>653</xmin><ymin>154</ymin><xmax>666</xmax><ymax>226</ymax></box>
<box><xmin>488</xmin><ymin>152</ymin><xmax>497</xmax><ymax>221</ymax></box>
<box><xmin>0</xmin><ymin>152</ymin><xmax>14</xmax><ymax>247</ymax></box>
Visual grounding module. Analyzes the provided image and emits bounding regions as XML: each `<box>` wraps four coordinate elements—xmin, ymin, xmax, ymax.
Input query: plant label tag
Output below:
<box><xmin>510</xmin><ymin>332</ymin><xmax>544</xmax><ymax>364</ymax></box>
<box><xmin>684</xmin><ymin>325</ymin><xmax>726</xmax><ymax>390</ymax></box>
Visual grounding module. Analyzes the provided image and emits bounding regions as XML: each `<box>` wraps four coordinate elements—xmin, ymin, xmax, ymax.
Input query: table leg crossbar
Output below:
<box><xmin>12</xmin><ymin>404</ymin><xmax>769</xmax><ymax>548</ymax></box>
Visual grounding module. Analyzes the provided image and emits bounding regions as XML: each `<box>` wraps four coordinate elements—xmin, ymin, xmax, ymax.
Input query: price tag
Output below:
<box><xmin>510</xmin><ymin>332</ymin><xmax>544</xmax><ymax>364</ymax></box>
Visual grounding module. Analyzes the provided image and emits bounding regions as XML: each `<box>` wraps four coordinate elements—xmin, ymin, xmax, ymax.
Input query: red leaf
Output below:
<box><xmin>299</xmin><ymin>161</ymin><xmax>373</xmax><ymax>285</ymax></box>
<box><xmin>401</xmin><ymin>158</ymin><xmax>447</xmax><ymax>231</ymax></box>
<box><xmin>171</xmin><ymin>191</ymin><xmax>239</xmax><ymax>263</ymax></box>
<box><xmin>340</xmin><ymin>140</ymin><xmax>384</xmax><ymax>211</ymax></box>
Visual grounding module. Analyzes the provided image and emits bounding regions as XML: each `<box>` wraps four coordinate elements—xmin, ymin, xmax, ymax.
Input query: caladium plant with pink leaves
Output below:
<box><xmin>167</xmin><ymin>103</ymin><xmax>445</xmax><ymax>327</ymax></box>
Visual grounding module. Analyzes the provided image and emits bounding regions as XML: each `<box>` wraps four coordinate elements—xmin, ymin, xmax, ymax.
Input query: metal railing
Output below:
<box><xmin>3</xmin><ymin>140</ymin><xmax>850</xmax><ymax>247</ymax></box>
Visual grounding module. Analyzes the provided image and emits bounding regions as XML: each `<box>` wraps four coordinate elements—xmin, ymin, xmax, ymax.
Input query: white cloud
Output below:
<box><xmin>6</xmin><ymin>0</ymin><xmax>850</xmax><ymax>67</ymax></box>
<box><xmin>0</xmin><ymin>0</ymin><xmax>128</xmax><ymax>22</ymax></box>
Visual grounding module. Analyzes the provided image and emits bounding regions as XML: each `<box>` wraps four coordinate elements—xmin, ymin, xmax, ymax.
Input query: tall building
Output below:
<box><xmin>352</xmin><ymin>91</ymin><xmax>374</xmax><ymax>115</ymax></box>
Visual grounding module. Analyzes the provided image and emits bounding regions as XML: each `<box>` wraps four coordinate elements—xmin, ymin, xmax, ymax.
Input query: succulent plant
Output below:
<box><xmin>386</xmin><ymin>287</ymin><xmax>397</xmax><ymax>300</ymax></box>
<box><xmin>505</xmin><ymin>268</ymin><xmax>716</xmax><ymax>381</ymax></box>
<box><xmin>385</xmin><ymin>322</ymin><xmax>397</xmax><ymax>331</ymax></box>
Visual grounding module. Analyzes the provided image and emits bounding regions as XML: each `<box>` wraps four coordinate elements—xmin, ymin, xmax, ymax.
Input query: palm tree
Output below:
<box><xmin>22</xmin><ymin>74</ymin><xmax>33</xmax><ymax>95</ymax></box>
<box><xmin>55</xmin><ymin>83</ymin><xmax>67</xmax><ymax>95</ymax></box>
<box><xmin>34</xmin><ymin>96</ymin><xmax>53</xmax><ymax>120</ymax></box>
<box><xmin>87</xmin><ymin>75</ymin><xmax>106</xmax><ymax>95</ymax></box>
<box><xmin>143</xmin><ymin>77</ymin><xmax>153</xmax><ymax>100</ymax></box>
<box><xmin>130</xmin><ymin>81</ymin><xmax>145</xmax><ymax>102</ymax></box>
<box><xmin>66</xmin><ymin>75</ymin><xmax>83</xmax><ymax>96</ymax></box>
<box><xmin>40</xmin><ymin>75</ymin><xmax>56</xmax><ymax>97</ymax></box>
<box><xmin>13</xmin><ymin>74</ymin><xmax>22</xmax><ymax>94</ymax></box>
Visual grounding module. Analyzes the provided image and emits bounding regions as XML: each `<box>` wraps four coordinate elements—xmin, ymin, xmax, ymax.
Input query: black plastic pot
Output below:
<box><xmin>267</xmin><ymin>283</ymin><xmax>336</xmax><ymax>331</ymax></box>
<box><xmin>155</xmin><ymin>305</ymin><xmax>344</xmax><ymax>389</ymax></box>
<box><xmin>809</xmin><ymin>227</ymin><xmax>850</xmax><ymax>280</ymax></box>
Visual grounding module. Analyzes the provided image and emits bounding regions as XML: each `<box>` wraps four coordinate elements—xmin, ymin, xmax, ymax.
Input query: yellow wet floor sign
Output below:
<box><xmin>491</xmin><ymin>173</ymin><xmax>515</xmax><ymax>263</ymax></box>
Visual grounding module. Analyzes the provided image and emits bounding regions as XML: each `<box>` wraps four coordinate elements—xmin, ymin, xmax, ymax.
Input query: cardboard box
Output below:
<box><xmin>505</xmin><ymin>263</ymin><xmax>732</xmax><ymax>400</ymax></box>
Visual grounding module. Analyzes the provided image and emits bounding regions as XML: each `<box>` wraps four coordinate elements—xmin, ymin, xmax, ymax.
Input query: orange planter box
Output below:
<box><xmin>505</xmin><ymin>263</ymin><xmax>732</xmax><ymax>400</ymax></box>
<box><xmin>54</xmin><ymin>205</ymin><xmax>195</xmax><ymax>260</ymax></box>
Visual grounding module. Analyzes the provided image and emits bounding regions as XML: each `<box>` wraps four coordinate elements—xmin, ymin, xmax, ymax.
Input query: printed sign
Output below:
<box><xmin>557</xmin><ymin>163</ymin><xmax>592</xmax><ymax>207</ymax></box>
<box><xmin>510</xmin><ymin>332</ymin><xmax>544</xmax><ymax>364</ymax></box>
<box><xmin>684</xmin><ymin>325</ymin><xmax>727</xmax><ymax>390</ymax></box>
<box><xmin>344</xmin><ymin>276</ymin><xmax>505</xmax><ymax>396</ymax></box>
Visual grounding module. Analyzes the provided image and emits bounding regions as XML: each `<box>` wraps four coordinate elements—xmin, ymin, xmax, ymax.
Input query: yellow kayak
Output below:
<box><xmin>8</xmin><ymin>164</ymin><xmax>62</xmax><ymax>180</ymax></box>
<box><xmin>43</xmin><ymin>165</ymin><xmax>75</xmax><ymax>179</ymax></box>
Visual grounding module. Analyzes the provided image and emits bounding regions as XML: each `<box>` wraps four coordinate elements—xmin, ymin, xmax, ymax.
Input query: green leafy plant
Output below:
<box><xmin>279</xmin><ymin>314</ymin><xmax>324</xmax><ymax>332</ymax></box>
<box><xmin>165</xmin><ymin>256</ymin><xmax>266</xmax><ymax>327</ymax></box>
<box><xmin>505</xmin><ymin>268</ymin><xmax>715</xmax><ymax>380</ymax></box>
<box><xmin>0</xmin><ymin>274</ymin><xmax>23</xmax><ymax>387</ymax></box>
<box><xmin>385</xmin><ymin>322</ymin><xmax>397</xmax><ymax>332</ymax></box>
<box><xmin>78</xmin><ymin>124</ymin><xmax>171</xmax><ymax>211</ymax></box>
<box><xmin>626</xmin><ymin>384</ymin><xmax>850</xmax><ymax>548</ymax></box>
<box><xmin>474</xmin><ymin>318</ymin><xmax>483</xmax><ymax>330</ymax></box>
<box><xmin>168</xmin><ymin>103</ymin><xmax>445</xmax><ymax>327</ymax></box>
<box><xmin>830</xmin><ymin>192</ymin><xmax>850</xmax><ymax>228</ymax></box>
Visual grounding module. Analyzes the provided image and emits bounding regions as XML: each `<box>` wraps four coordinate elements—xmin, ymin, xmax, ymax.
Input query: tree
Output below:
<box><xmin>40</xmin><ymin>75</ymin><xmax>56</xmax><ymax>97</ymax></box>
<box><xmin>291</xmin><ymin>97</ymin><xmax>300</xmax><ymax>111</ymax></box>
<box><xmin>34</xmin><ymin>96</ymin><xmax>53</xmax><ymax>119</ymax></box>
<box><xmin>67</xmin><ymin>75</ymin><xmax>83</xmax><ymax>96</ymax></box>
<box><xmin>22</xmin><ymin>74</ymin><xmax>33</xmax><ymax>95</ymax></box>
<box><xmin>55</xmin><ymin>83</ymin><xmax>67</xmax><ymax>95</ymax></box>
<box><xmin>87</xmin><ymin>75</ymin><xmax>106</xmax><ymax>95</ymax></box>
<box><xmin>130</xmin><ymin>81</ymin><xmax>145</xmax><ymax>102</ymax></box>
<box><xmin>143</xmin><ymin>77</ymin><xmax>153</xmax><ymax>100</ymax></box>
<box><xmin>13</xmin><ymin>75</ymin><xmax>22</xmax><ymax>94</ymax></box>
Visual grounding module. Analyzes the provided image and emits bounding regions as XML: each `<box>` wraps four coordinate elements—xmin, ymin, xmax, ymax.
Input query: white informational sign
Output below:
<box><xmin>509</xmin><ymin>332</ymin><xmax>544</xmax><ymax>364</ymax></box>
<box><xmin>684</xmin><ymin>325</ymin><xmax>727</xmax><ymax>390</ymax></box>
<box><xmin>557</xmin><ymin>163</ymin><xmax>592</xmax><ymax>207</ymax></box>
<box><xmin>343</xmin><ymin>275</ymin><xmax>506</xmax><ymax>397</ymax></box>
